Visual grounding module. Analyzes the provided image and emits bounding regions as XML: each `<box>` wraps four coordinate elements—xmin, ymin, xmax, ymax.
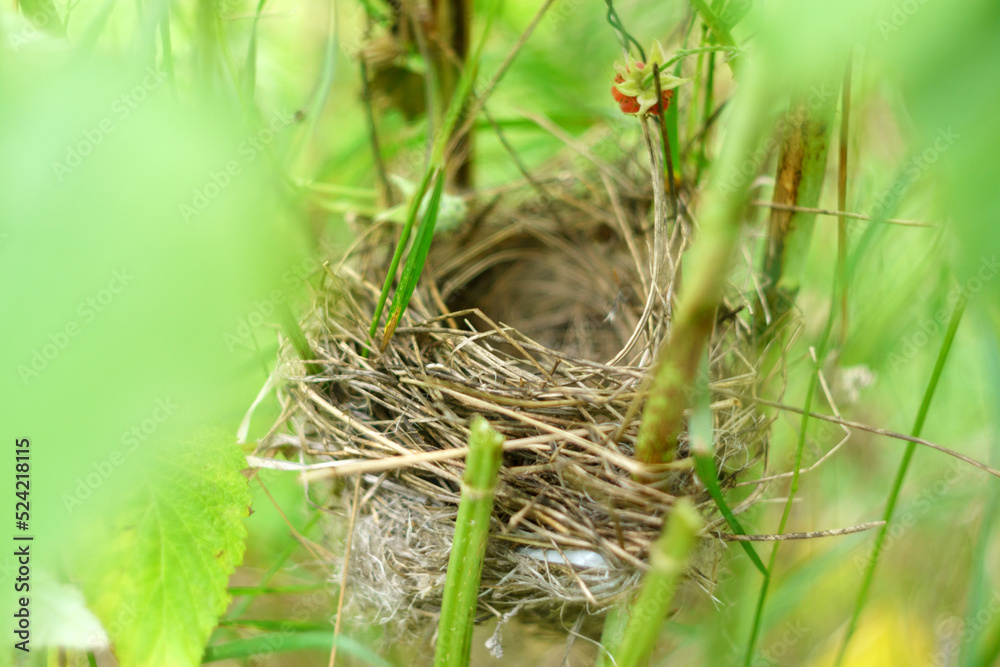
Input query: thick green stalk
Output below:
<box><xmin>834</xmin><ymin>301</ymin><xmax>966</xmax><ymax>665</ymax></box>
<box><xmin>634</xmin><ymin>65</ymin><xmax>774</xmax><ymax>465</ymax></box>
<box><xmin>434</xmin><ymin>416</ymin><xmax>504</xmax><ymax>667</ymax></box>
<box><xmin>594</xmin><ymin>604</ymin><xmax>629</xmax><ymax>667</ymax></box>
<box><xmin>610</xmin><ymin>499</ymin><xmax>704</xmax><ymax>667</ymax></box>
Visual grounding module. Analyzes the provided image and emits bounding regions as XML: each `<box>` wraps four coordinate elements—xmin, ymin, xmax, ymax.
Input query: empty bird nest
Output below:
<box><xmin>259</xmin><ymin>159</ymin><xmax>780</xmax><ymax>630</ymax></box>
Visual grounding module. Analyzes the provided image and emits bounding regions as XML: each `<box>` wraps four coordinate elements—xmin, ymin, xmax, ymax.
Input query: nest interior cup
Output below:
<box><xmin>269</xmin><ymin>177</ymin><xmax>771</xmax><ymax>629</ymax></box>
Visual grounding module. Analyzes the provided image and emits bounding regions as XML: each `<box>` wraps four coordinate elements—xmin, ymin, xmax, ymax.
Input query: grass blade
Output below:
<box><xmin>687</xmin><ymin>0</ymin><xmax>741</xmax><ymax>74</ymax></box>
<box><xmin>202</xmin><ymin>631</ymin><xmax>392</xmax><ymax>666</ymax></box>
<box><xmin>434</xmin><ymin>416</ymin><xmax>505</xmax><ymax>667</ymax></box>
<box><xmin>368</xmin><ymin>0</ymin><xmax>502</xmax><ymax>353</ymax></box>
<box><xmin>379</xmin><ymin>171</ymin><xmax>445</xmax><ymax>351</ymax></box>
<box><xmin>610</xmin><ymin>498</ymin><xmax>704</xmax><ymax>667</ymax></box>
<box><xmin>76</xmin><ymin>0</ymin><xmax>119</xmax><ymax>55</ymax></box>
<box><xmin>278</xmin><ymin>302</ymin><xmax>321</xmax><ymax>376</ymax></box>
<box><xmin>689</xmin><ymin>352</ymin><xmax>767</xmax><ymax>576</ymax></box>
<box><xmin>745</xmin><ymin>259</ymin><xmax>841</xmax><ymax>666</ymax></box>
<box><xmin>834</xmin><ymin>300</ymin><xmax>966</xmax><ymax>665</ymax></box>
<box><xmin>367</xmin><ymin>167</ymin><xmax>436</xmax><ymax>348</ymax></box>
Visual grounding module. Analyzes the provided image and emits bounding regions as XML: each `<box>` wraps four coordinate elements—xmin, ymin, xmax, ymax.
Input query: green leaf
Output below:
<box><xmin>82</xmin><ymin>429</ymin><xmax>251</xmax><ymax>667</ymax></box>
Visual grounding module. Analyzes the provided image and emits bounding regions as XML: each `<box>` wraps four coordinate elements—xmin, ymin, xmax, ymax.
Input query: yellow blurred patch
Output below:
<box><xmin>808</xmin><ymin>607</ymin><xmax>934</xmax><ymax>667</ymax></box>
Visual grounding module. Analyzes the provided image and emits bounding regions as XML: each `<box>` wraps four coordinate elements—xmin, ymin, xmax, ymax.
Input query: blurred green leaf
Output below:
<box><xmin>81</xmin><ymin>429</ymin><xmax>251</xmax><ymax>667</ymax></box>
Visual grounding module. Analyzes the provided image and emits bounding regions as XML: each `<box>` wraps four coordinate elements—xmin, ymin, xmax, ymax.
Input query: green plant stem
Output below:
<box><xmin>834</xmin><ymin>300</ymin><xmax>966</xmax><ymax>666</ymax></box>
<box><xmin>975</xmin><ymin>610</ymin><xmax>1000</xmax><ymax>667</ymax></box>
<box><xmin>610</xmin><ymin>499</ymin><xmax>704</xmax><ymax>667</ymax></box>
<box><xmin>434</xmin><ymin>416</ymin><xmax>505</xmax><ymax>667</ymax></box>
<box><xmin>652</xmin><ymin>64</ymin><xmax>678</xmax><ymax>221</ymax></box>
<box><xmin>288</xmin><ymin>0</ymin><xmax>337</xmax><ymax>170</ymax></box>
<box><xmin>962</xmin><ymin>485</ymin><xmax>1000</xmax><ymax>666</ymax></box>
<box><xmin>634</xmin><ymin>65</ymin><xmax>775</xmax><ymax>465</ymax></box>
<box><xmin>595</xmin><ymin>604</ymin><xmax>629</xmax><ymax>667</ymax></box>
<box><xmin>603</xmin><ymin>0</ymin><xmax>645</xmax><ymax>60</ymax></box>
<box><xmin>696</xmin><ymin>41</ymin><xmax>716</xmax><ymax>183</ymax></box>
<box><xmin>640</xmin><ymin>45</ymin><xmax>741</xmax><ymax>87</ymax></box>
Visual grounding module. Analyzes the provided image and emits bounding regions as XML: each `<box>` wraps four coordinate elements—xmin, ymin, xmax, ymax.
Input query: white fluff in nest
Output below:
<box><xmin>517</xmin><ymin>547</ymin><xmax>611</xmax><ymax>570</ymax></box>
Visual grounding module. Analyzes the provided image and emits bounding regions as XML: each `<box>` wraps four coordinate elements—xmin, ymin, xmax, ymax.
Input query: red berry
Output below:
<box><xmin>611</xmin><ymin>75</ymin><xmax>625</xmax><ymax>102</ymax></box>
<box><xmin>619</xmin><ymin>97</ymin><xmax>640</xmax><ymax>114</ymax></box>
<box><xmin>612</xmin><ymin>61</ymin><xmax>675</xmax><ymax>116</ymax></box>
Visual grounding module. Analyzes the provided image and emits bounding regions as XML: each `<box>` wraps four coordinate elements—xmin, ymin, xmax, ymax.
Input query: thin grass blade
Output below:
<box><xmin>690</xmin><ymin>353</ymin><xmax>767</xmax><ymax>576</ymax></box>
<box><xmin>202</xmin><ymin>631</ymin><xmax>392</xmax><ymax>666</ymax></box>
<box><xmin>367</xmin><ymin>167</ymin><xmax>436</xmax><ymax>349</ymax></box>
<box><xmin>379</xmin><ymin>171</ymin><xmax>445</xmax><ymax>351</ymax></box>
<box><xmin>834</xmin><ymin>300</ymin><xmax>966</xmax><ymax>665</ymax></box>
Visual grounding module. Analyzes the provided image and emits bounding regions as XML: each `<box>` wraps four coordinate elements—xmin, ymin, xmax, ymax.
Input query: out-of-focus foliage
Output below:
<box><xmin>1</xmin><ymin>0</ymin><xmax>999</xmax><ymax>663</ymax></box>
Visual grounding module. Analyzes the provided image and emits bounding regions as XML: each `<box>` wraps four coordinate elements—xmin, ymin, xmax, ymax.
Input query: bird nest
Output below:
<box><xmin>262</xmin><ymin>169</ymin><xmax>774</xmax><ymax>630</ymax></box>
